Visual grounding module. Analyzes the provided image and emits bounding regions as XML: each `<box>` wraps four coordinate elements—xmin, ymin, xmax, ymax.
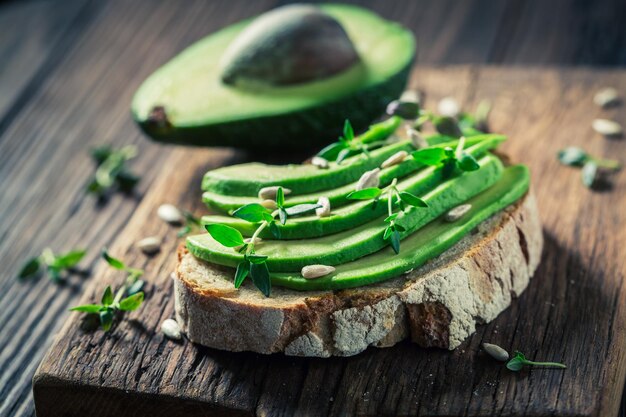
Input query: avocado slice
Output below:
<box><xmin>131</xmin><ymin>4</ymin><xmax>415</xmax><ymax>148</ymax></box>
<box><xmin>270</xmin><ymin>165</ymin><xmax>530</xmax><ymax>290</ymax></box>
<box><xmin>187</xmin><ymin>154</ymin><xmax>504</xmax><ymax>271</ymax></box>
<box><xmin>201</xmin><ymin>137</ymin><xmax>506</xmax><ymax>238</ymax></box>
<box><xmin>202</xmin><ymin>134</ymin><xmax>505</xmax><ymax>211</ymax></box>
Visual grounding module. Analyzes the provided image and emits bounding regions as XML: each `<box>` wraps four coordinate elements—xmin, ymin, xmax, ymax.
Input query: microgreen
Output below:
<box><xmin>557</xmin><ymin>147</ymin><xmax>621</xmax><ymax>188</ymax></box>
<box><xmin>316</xmin><ymin>119</ymin><xmax>374</xmax><ymax>164</ymax></box>
<box><xmin>70</xmin><ymin>284</ymin><xmax>144</xmax><ymax>332</ymax></box>
<box><xmin>177</xmin><ymin>210</ymin><xmax>202</xmax><ymax>237</ymax></box>
<box><xmin>432</xmin><ymin>116</ymin><xmax>463</xmax><ymax>138</ymax></box>
<box><xmin>206</xmin><ymin>187</ymin><xmax>323</xmax><ymax>296</ymax></box>
<box><xmin>70</xmin><ymin>249</ymin><xmax>145</xmax><ymax>331</ymax></box>
<box><xmin>18</xmin><ymin>248</ymin><xmax>86</xmax><ymax>282</ymax></box>
<box><xmin>506</xmin><ymin>351</ymin><xmax>567</xmax><ymax>371</ymax></box>
<box><xmin>347</xmin><ymin>178</ymin><xmax>427</xmax><ymax>254</ymax></box>
<box><xmin>101</xmin><ymin>249</ymin><xmax>144</xmax><ymax>295</ymax></box>
<box><xmin>87</xmin><ymin>145</ymin><xmax>140</xmax><ymax>197</ymax></box>
<box><xmin>412</xmin><ymin>137</ymin><xmax>479</xmax><ymax>178</ymax></box>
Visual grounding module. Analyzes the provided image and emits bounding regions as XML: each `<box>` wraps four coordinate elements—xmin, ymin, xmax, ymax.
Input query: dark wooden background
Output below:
<box><xmin>1</xmin><ymin>0</ymin><xmax>625</xmax><ymax>416</ymax></box>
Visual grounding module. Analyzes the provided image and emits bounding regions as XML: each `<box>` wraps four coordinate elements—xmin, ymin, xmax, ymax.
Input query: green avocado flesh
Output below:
<box><xmin>201</xmin><ymin>138</ymin><xmax>506</xmax><ymax>239</ymax></box>
<box><xmin>271</xmin><ymin>165</ymin><xmax>530</xmax><ymax>290</ymax></box>
<box><xmin>187</xmin><ymin>154</ymin><xmax>504</xmax><ymax>272</ymax></box>
<box><xmin>131</xmin><ymin>4</ymin><xmax>415</xmax><ymax>148</ymax></box>
<box><xmin>202</xmin><ymin>132</ymin><xmax>505</xmax><ymax>200</ymax></box>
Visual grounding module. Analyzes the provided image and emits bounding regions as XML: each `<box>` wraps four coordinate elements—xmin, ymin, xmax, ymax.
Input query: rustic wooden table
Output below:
<box><xmin>1</xmin><ymin>0</ymin><xmax>625</xmax><ymax>416</ymax></box>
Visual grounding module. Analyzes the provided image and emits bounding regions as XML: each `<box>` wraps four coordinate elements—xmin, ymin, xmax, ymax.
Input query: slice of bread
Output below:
<box><xmin>174</xmin><ymin>190</ymin><xmax>542</xmax><ymax>357</ymax></box>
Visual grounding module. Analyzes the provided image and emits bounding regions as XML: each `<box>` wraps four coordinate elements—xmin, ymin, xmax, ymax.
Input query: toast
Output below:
<box><xmin>174</xmin><ymin>189</ymin><xmax>542</xmax><ymax>357</ymax></box>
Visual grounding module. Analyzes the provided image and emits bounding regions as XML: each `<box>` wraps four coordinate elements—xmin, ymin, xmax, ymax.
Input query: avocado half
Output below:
<box><xmin>131</xmin><ymin>4</ymin><xmax>416</xmax><ymax>148</ymax></box>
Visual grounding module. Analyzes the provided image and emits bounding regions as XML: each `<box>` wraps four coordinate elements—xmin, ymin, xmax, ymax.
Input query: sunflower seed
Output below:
<box><xmin>381</xmin><ymin>151</ymin><xmax>409</xmax><ymax>169</ymax></box>
<box><xmin>482</xmin><ymin>342</ymin><xmax>509</xmax><ymax>362</ymax></box>
<box><xmin>137</xmin><ymin>236</ymin><xmax>161</xmax><ymax>254</ymax></box>
<box><xmin>355</xmin><ymin>168</ymin><xmax>380</xmax><ymax>191</ymax></box>
<box><xmin>301</xmin><ymin>265</ymin><xmax>336</xmax><ymax>279</ymax></box>
<box><xmin>258</xmin><ymin>186</ymin><xmax>292</xmax><ymax>200</ymax></box>
<box><xmin>438</xmin><ymin>97</ymin><xmax>460</xmax><ymax>118</ymax></box>
<box><xmin>400</xmin><ymin>89</ymin><xmax>421</xmax><ymax>104</ymax></box>
<box><xmin>260</xmin><ymin>199</ymin><xmax>278</xmax><ymax>210</ymax></box>
<box><xmin>161</xmin><ymin>318</ymin><xmax>182</xmax><ymax>340</ymax></box>
<box><xmin>315</xmin><ymin>197</ymin><xmax>331</xmax><ymax>217</ymax></box>
<box><xmin>445</xmin><ymin>204</ymin><xmax>472</xmax><ymax>222</ymax></box>
<box><xmin>592</xmin><ymin>119</ymin><xmax>623</xmax><ymax>137</ymax></box>
<box><xmin>582</xmin><ymin>161</ymin><xmax>599</xmax><ymax>188</ymax></box>
<box><xmin>408</xmin><ymin>128</ymin><xmax>429</xmax><ymax>149</ymax></box>
<box><xmin>311</xmin><ymin>156</ymin><xmax>329</xmax><ymax>169</ymax></box>
<box><xmin>157</xmin><ymin>204</ymin><xmax>184</xmax><ymax>224</ymax></box>
<box><xmin>593</xmin><ymin>88</ymin><xmax>620</xmax><ymax>108</ymax></box>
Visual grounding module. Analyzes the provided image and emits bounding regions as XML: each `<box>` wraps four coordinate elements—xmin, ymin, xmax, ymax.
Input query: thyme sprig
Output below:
<box><xmin>412</xmin><ymin>136</ymin><xmax>479</xmax><ymax>178</ymax></box>
<box><xmin>206</xmin><ymin>187</ymin><xmax>320</xmax><ymax>296</ymax></box>
<box><xmin>506</xmin><ymin>351</ymin><xmax>567</xmax><ymax>371</ymax></box>
<box><xmin>70</xmin><ymin>249</ymin><xmax>145</xmax><ymax>331</ymax></box>
<box><xmin>18</xmin><ymin>248</ymin><xmax>86</xmax><ymax>282</ymax></box>
<box><xmin>347</xmin><ymin>178</ymin><xmax>427</xmax><ymax>254</ymax></box>
<box><xmin>87</xmin><ymin>145</ymin><xmax>140</xmax><ymax>197</ymax></box>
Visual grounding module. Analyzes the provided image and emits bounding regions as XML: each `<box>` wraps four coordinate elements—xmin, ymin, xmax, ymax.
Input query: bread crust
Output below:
<box><xmin>174</xmin><ymin>190</ymin><xmax>542</xmax><ymax>357</ymax></box>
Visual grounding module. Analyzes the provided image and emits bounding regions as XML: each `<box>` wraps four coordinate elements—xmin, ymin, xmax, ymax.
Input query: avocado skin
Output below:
<box><xmin>187</xmin><ymin>154</ymin><xmax>504</xmax><ymax>272</ymax></box>
<box><xmin>135</xmin><ymin>61</ymin><xmax>412</xmax><ymax>149</ymax></box>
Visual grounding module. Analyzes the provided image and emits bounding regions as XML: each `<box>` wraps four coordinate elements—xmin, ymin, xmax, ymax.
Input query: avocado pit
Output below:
<box><xmin>220</xmin><ymin>4</ymin><xmax>361</xmax><ymax>87</ymax></box>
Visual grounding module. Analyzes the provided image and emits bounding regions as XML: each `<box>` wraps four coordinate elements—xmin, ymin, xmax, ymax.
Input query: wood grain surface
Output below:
<box><xmin>1</xmin><ymin>0</ymin><xmax>626</xmax><ymax>416</ymax></box>
<box><xmin>30</xmin><ymin>66</ymin><xmax>626</xmax><ymax>417</ymax></box>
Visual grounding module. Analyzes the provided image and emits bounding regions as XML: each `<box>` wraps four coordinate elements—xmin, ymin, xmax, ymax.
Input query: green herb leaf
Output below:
<box><xmin>506</xmin><ymin>351</ymin><xmax>567</xmax><ymax>371</ymax></box>
<box><xmin>177</xmin><ymin>225</ymin><xmax>191</xmax><ymax>237</ymax></box>
<box><xmin>412</xmin><ymin>148</ymin><xmax>446</xmax><ymax>165</ymax></box>
<box><xmin>276</xmin><ymin>187</ymin><xmax>285</xmax><ymax>207</ymax></box>
<box><xmin>394</xmin><ymin>224</ymin><xmax>406</xmax><ymax>232</ymax></box>
<box><xmin>101</xmin><ymin>286</ymin><xmax>114</xmax><ymax>305</ymax></box>
<box><xmin>383</xmin><ymin>226</ymin><xmax>393</xmax><ymax>240</ymax></box>
<box><xmin>247</xmin><ymin>254</ymin><xmax>268</xmax><ymax>264</ymax></box>
<box><xmin>232</xmin><ymin>203</ymin><xmax>271</xmax><ymax>223</ymax></box>
<box><xmin>205</xmin><ymin>224</ymin><xmax>245</xmax><ymax>248</ymax></box>
<box><xmin>506</xmin><ymin>354</ymin><xmax>525</xmax><ymax>371</ymax></box>
<box><xmin>51</xmin><ymin>249</ymin><xmax>86</xmax><ymax>269</ymax></box>
<box><xmin>582</xmin><ymin>161</ymin><xmax>598</xmax><ymax>188</ymax></box>
<box><xmin>442</xmin><ymin>159</ymin><xmax>457</xmax><ymax>178</ymax></box>
<box><xmin>389</xmin><ymin>229</ymin><xmax>401</xmax><ymax>254</ymax></box>
<box><xmin>285</xmin><ymin>203</ymin><xmax>321</xmax><ymax>217</ymax></box>
<box><xmin>399</xmin><ymin>192</ymin><xmax>428</xmax><ymax>207</ymax></box>
<box><xmin>127</xmin><ymin>279</ymin><xmax>145</xmax><ymax>296</ymax></box>
<box><xmin>269</xmin><ymin>221</ymin><xmax>281</xmax><ymax>239</ymax></box>
<box><xmin>99</xmin><ymin>309</ymin><xmax>114</xmax><ymax>332</ymax></box>
<box><xmin>458</xmin><ymin>153</ymin><xmax>480</xmax><ymax>171</ymax></box>
<box><xmin>261</xmin><ymin>212</ymin><xmax>274</xmax><ymax>223</ymax></box>
<box><xmin>102</xmin><ymin>249</ymin><xmax>126</xmax><ymax>270</ymax></box>
<box><xmin>347</xmin><ymin>187</ymin><xmax>382</xmax><ymax>200</ymax></box>
<box><xmin>336</xmin><ymin>148</ymin><xmax>353</xmax><ymax>164</ymax></box>
<box><xmin>342</xmin><ymin>119</ymin><xmax>354</xmax><ymax>142</ymax></box>
<box><xmin>250</xmin><ymin>261</ymin><xmax>271</xmax><ymax>297</ymax></box>
<box><xmin>317</xmin><ymin>141</ymin><xmax>347</xmax><ymax>160</ymax></box>
<box><xmin>384</xmin><ymin>213</ymin><xmax>399</xmax><ymax>223</ymax></box>
<box><xmin>278</xmin><ymin>208</ymin><xmax>288</xmax><ymax>225</ymax></box>
<box><xmin>558</xmin><ymin>147</ymin><xmax>588</xmax><ymax>167</ymax></box>
<box><xmin>69</xmin><ymin>304</ymin><xmax>103</xmax><ymax>313</ymax></box>
<box><xmin>234</xmin><ymin>261</ymin><xmax>250</xmax><ymax>288</ymax></box>
<box><xmin>18</xmin><ymin>257</ymin><xmax>41</xmax><ymax>279</ymax></box>
<box><xmin>118</xmin><ymin>292</ymin><xmax>144</xmax><ymax>311</ymax></box>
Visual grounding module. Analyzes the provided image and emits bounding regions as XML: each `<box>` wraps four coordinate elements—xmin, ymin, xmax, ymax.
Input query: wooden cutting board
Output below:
<box><xmin>32</xmin><ymin>66</ymin><xmax>626</xmax><ymax>417</ymax></box>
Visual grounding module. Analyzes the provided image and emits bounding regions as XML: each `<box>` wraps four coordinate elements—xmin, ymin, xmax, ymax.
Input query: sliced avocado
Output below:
<box><xmin>202</xmin><ymin>134</ymin><xmax>505</xmax><ymax>211</ymax></box>
<box><xmin>187</xmin><ymin>154</ymin><xmax>504</xmax><ymax>271</ymax></box>
<box><xmin>131</xmin><ymin>4</ymin><xmax>415</xmax><ymax>148</ymax></box>
<box><xmin>201</xmin><ymin>138</ymin><xmax>506</xmax><ymax>238</ymax></box>
<box><xmin>271</xmin><ymin>165</ymin><xmax>530</xmax><ymax>290</ymax></box>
